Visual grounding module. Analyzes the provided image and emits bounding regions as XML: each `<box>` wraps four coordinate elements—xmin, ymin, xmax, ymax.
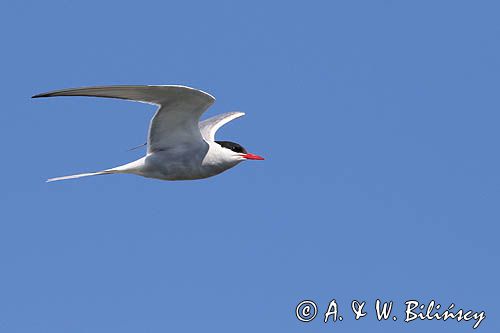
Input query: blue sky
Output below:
<box><xmin>1</xmin><ymin>0</ymin><xmax>499</xmax><ymax>332</ymax></box>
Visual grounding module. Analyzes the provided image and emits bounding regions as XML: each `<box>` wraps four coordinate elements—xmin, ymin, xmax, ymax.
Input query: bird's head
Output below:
<box><xmin>215</xmin><ymin>140</ymin><xmax>264</xmax><ymax>162</ymax></box>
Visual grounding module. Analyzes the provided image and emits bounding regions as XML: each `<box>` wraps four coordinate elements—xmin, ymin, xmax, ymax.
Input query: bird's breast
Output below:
<box><xmin>142</xmin><ymin>149</ymin><xmax>235</xmax><ymax>180</ymax></box>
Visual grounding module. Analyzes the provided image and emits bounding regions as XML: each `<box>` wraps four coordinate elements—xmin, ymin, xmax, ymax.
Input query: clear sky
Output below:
<box><xmin>1</xmin><ymin>0</ymin><xmax>498</xmax><ymax>332</ymax></box>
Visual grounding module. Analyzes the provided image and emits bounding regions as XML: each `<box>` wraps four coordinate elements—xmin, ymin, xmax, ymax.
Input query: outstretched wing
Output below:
<box><xmin>33</xmin><ymin>85</ymin><xmax>216</xmax><ymax>153</ymax></box>
<box><xmin>199</xmin><ymin>112</ymin><xmax>245</xmax><ymax>142</ymax></box>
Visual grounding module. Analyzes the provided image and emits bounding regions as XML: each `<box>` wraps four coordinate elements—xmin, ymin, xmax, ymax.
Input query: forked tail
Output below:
<box><xmin>46</xmin><ymin>170</ymin><xmax>117</xmax><ymax>182</ymax></box>
<box><xmin>46</xmin><ymin>158</ymin><xmax>144</xmax><ymax>183</ymax></box>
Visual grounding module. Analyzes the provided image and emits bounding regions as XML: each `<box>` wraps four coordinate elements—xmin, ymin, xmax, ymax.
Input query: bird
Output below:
<box><xmin>32</xmin><ymin>85</ymin><xmax>264</xmax><ymax>182</ymax></box>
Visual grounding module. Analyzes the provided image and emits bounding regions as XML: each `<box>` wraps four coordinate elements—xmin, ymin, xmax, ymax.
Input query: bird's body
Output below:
<box><xmin>135</xmin><ymin>141</ymin><xmax>239</xmax><ymax>180</ymax></box>
<box><xmin>32</xmin><ymin>85</ymin><xmax>263</xmax><ymax>182</ymax></box>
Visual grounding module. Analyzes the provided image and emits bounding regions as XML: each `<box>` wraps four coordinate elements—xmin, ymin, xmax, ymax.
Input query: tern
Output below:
<box><xmin>32</xmin><ymin>85</ymin><xmax>264</xmax><ymax>182</ymax></box>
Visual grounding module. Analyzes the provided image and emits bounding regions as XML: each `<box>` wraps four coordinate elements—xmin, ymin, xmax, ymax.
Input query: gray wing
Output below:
<box><xmin>199</xmin><ymin>112</ymin><xmax>245</xmax><ymax>142</ymax></box>
<box><xmin>33</xmin><ymin>85</ymin><xmax>216</xmax><ymax>152</ymax></box>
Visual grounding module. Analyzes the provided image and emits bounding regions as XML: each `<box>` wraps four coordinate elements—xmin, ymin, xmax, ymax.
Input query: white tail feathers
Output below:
<box><xmin>46</xmin><ymin>159</ymin><xmax>144</xmax><ymax>183</ymax></box>
<box><xmin>46</xmin><ymin>170</ymin><xmax>116</xmax><ymax>182</ymax></box>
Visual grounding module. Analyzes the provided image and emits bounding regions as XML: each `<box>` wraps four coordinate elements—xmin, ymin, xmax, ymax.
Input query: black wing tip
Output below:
<box><xmin>32</xmin><ymin>92</ymin><xmax>52</xmax><ymax>98</ymax></box>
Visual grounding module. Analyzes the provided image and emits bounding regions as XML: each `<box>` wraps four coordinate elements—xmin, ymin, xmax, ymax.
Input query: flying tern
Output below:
<box><xmin>32</xmin><ymin>85</ymin><xmax>264</xmax><ymax>182</ymax></box>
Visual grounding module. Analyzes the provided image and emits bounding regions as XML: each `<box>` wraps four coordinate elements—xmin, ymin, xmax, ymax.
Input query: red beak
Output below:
<box><xmin>242</xmin><ymin>153</ymin><xmax>264</xmax><ymax>160</ymax></box>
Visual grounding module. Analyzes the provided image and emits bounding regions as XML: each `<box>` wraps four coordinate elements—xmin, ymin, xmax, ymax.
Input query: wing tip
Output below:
<box><xmin>32</xmin><ymin>93</ymin><xmax>50</xmax><ymax>99</ymax></box>
<box><xmin>32</xmin><ymin>90</ymin><xmax>62</xmax><ymax>98</ymax></box>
